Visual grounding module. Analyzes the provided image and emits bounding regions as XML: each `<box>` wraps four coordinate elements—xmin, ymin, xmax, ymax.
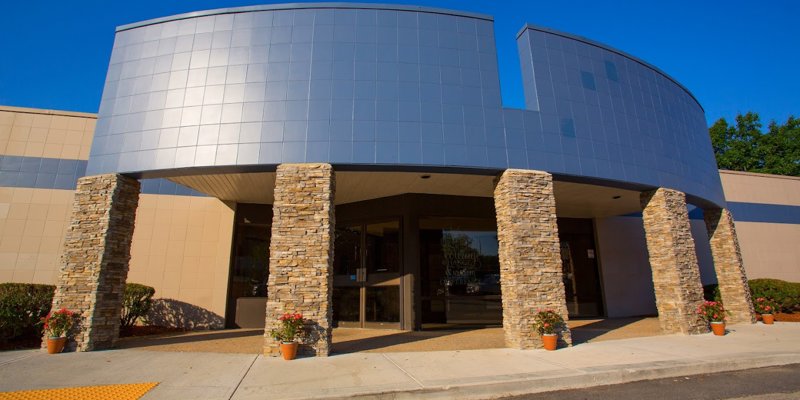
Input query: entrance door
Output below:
<box><xmin>333</xmin><ymin>220</ymin><xmax>401</xmax><ymax>328</ymax></box>
<box><xmin>558</xmin><ymin>218</ymin><xmax>604</xmax><ymax>317</ymax></box>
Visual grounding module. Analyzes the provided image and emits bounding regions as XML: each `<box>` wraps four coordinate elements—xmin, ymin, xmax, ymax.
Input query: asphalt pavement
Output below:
<box><xmin>503</xmin><ymin>364</ymin><xmax>800</xmax><ymax>400</ymax></box>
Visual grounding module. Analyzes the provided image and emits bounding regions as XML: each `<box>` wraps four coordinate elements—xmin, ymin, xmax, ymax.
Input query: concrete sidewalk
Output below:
<box><xmin>0</xmin><ymin>323</ymin><xmax>798</xmax><ymax>400</ymax></box>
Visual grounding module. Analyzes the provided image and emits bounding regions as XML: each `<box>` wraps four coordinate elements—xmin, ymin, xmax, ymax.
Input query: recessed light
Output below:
<box><xmin>420</xmin><ymin>175</ymin><xmax>431</xmax><ymax>179</ymax></box>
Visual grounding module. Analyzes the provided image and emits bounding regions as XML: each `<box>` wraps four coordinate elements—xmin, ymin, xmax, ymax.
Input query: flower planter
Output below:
<box><xmin>46</xmin><ymin>337</ymin><xmax>67</xmax><ymax>354</ymax></box>
<box><xmin>541</xmin><ymin>334</ymin><xmax>558</xmax><ymax>351</ymax></box>
<box><xmin>761</xmin><ymin>314</ymin><xmax>775</xmax><ymax>325</ymax></box>
<box><xmin>710</xmin><ymin>322</ymin><xmax>726</xmax><ymax>336</ymax></box>
<box><xmin>280</xmin><ymin>342</ymin><xmax>299</xmax><ymax>360</ymax></box>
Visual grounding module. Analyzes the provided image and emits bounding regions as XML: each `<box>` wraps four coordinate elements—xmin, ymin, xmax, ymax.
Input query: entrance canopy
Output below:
<box><xmin>169</xmin><ymin>170</ymin><xmax>645</xmax><ymax>218</ymax></box>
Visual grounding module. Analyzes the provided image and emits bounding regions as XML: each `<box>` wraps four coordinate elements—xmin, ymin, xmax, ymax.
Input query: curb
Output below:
<box><xmin>311</xmin><ymin>353</ymin><xmax>800</xmax><ymax>400</ymax></box>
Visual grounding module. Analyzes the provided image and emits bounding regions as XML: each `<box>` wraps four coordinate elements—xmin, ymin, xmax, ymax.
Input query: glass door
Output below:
<box><xmin>332</xmin><ymin>225</ymin><xmax>362</xmax><ymax>326</ymax></box>
<box><xmin>333</xmin><ymin>220</ymin><xmax>401</xmax><ymax>329</ymax></box>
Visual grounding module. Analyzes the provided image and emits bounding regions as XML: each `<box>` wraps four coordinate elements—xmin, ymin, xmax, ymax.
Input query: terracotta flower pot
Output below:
<box><xmin>280</xmin><ymin>342</ymin><xmax>298</xmax><ymax>360</ymax></box>
<box><xmin>46</xmin><ymin>337</ymin><xmax>67</xmax><ymax>354</ymax></box>
<box><xmin>541</xmin><ymin>334</ymin><xmax>558</xmax><ymax>351</ymax></box>
<box><xmin>710</xmin><ymin>322</ymin><xmax>726</xmax><ymax>336</ymax></box>
<box><xmin>761</xmin><ymin>314</ymin><xmax>775</xmax><ymax>325</ymax></box>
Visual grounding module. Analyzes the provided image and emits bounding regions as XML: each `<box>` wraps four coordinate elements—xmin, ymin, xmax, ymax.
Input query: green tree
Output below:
<box><xmin>709</xmin><ymin>113</ymin><xmax>799</xmax><ymax>177</ymax></box>
<box><xmin>761</xmin><ymin>116</ymin><xmax>800</xmax><ymax>176</ymax></box>
<box><xmin>709</xmin><ymin>112</ymin><xmax>763</xmax><ymax>172</ymax></box>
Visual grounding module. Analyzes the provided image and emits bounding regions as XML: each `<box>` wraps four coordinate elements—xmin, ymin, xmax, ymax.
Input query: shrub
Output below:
<box><xmin>0</xmin><ymin>283</ymin><xmax>55</xmax><ymax>340</ymax></box>
<box><xmin>269</xmin><ymin>313</ymin><xmax>305</xmax><ymax>343</ymax></box>
<box><xmin>748</xmin><ymin>279</ymin><xmax>800</xmax><ymax>312</ymax></box>
<box><xmin>532</xmin><ymin>309</ymin><xmax>565</xmax><ymax>335</ymax></box>
<box><xmin>753</xmin><ymin>297</ymin><xmax>779</xmax><ymax>315</ymax></box>
<box><xmin>697</xmin><ymin>301</ymin><xmax>728</xmax><ymax>323</ymax></box>
<box><xmin>121</xmin><ymin>283</ymin><xmax>155</xmax><ymax>328</ymax></box>
<box><xmin>703</xmin><ymin>284</ymin><xmax>721</xmax><ymax>302</ymax></box>
<box><xmin>41</xmin><ymin>308</ymin><xmax>77</xmax><ymax>338</ymax></box>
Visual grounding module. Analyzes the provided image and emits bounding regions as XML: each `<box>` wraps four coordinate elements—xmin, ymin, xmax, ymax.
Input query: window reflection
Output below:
<box><xmin>226</xmin><ymin>204</ymin><xmax>272</xmax><ymax>328</ymax></box>
<box><xmin>420</xmin><ymin>218</ymin><xmax>501</xmax><ymax>326</ymax></box>
<box><xmin>334</xmin><ymin>226</ymin><xmax>361</xmax><ymax>277</ymax></box>
<box><xmin>231</xmin><ymin>225</ymin><xmax>270</xmax><ymax>298</ymax></box>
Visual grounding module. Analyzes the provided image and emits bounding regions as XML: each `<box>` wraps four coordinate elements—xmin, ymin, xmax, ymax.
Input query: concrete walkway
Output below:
<box><xmin>0</xmin><ymin>323</ymin><xmax>798</xmax><ymax>400</ymax></box>
<box><xmin>113</xmin><ymin>318</ymin><xmax>663</xmax><ymax>354</ymax></box>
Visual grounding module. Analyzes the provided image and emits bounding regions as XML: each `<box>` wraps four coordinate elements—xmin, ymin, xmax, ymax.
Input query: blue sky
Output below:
<box><xmin>0</xmin><ymin>0</ymin><xmax>797</xmax><ymax>126</ymax></box>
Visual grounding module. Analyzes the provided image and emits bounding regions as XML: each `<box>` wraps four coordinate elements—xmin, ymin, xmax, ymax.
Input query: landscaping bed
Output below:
<box><xmin>0</xmin><ymin>336</ymin><xmax>41</xmax><ymax>351</ymax></box>
<box><xmin>775</xmin><ymin>312</ymin><xmax>800</xmax><ymax>322</ymax></box>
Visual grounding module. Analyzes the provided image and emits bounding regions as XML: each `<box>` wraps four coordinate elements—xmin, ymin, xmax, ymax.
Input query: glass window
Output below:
<box><xmin>420</xmin><ymin>218</ymin><xmax>501</xmax><ymax>326</ymax></box>
<box><xmin>334</xmin><ymin>226</ymin><xmax>361</xmax><ymax>276</ymax></box>
<box><xmin>332</xmin><ymin>287</ymin><xmax>360</xmax><ymax>323</ymax></box>
<box><xmin>604</xmin><ymin>60</ymin><xmax>619</xmax><ymax>82</ymax></box>
<box><xmin>581</xmin><ymin>70</ymin><xmax>596</xmax><ymax>90</ymax></box>
<box><xmin>226</xmin><ymin>204</ymin><xmax>272</xmax><ymax>328</ymax></box>
<box><xmin>365</xmin><ymin>286</ymin><xmax>400</xmax><ymax>323</ymax></box>
<box><xmin>365</xmin><ymin>221</ymin><xmax>400</xmax><ymax>274</ymax></box>
<box><xmin>230</xmin><ymin>225</ymin><xmax>270</xmax><ymax>298</ymax></box>
<box><xmin>560</xmin><ymin>117</ymin><xmax>576</xmax><ymax>137</ymax></box>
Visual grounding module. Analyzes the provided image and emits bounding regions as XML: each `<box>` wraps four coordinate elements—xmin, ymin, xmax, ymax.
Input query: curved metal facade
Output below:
<box><xmin>88</xmin><ymin>3</ymin><xmax>725</xmax><ymax>206</ymax></box>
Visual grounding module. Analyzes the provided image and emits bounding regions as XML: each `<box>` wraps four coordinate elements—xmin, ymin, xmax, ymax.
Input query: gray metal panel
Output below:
<box><xmin>115</xmin><ymin>3</ymin><xmax>493</xmax><ymax>33</ymax></box>
<box><xmin>515</xmin><ymin>27</ymin><xmax>723</xmax><ymax>206</ymax></box>
<box><xmin>88</xmin><ymin>4</ymin><xmax>725</xmax><ymax>207</ymax></box>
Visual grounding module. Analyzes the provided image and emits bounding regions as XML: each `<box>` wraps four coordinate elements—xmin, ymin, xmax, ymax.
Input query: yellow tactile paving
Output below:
<box><xmin>0</xmin><ymin>382</ymin><xmax>159</xmax><ymax>400</ymax></box>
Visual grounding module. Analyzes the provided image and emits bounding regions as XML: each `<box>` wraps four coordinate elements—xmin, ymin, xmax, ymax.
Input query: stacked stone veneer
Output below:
<box><xmin>640</xmin><ymin>188</ymin><xmax>708</xmax><ymax>334</ymax></box>
<box><xmin>494</xmin><ymin>169</ymin><xmax>572</xmax><ymax>349</ymax></box>
<box><xmin>704</xmin><ymin>208</ymin><xmax>756</xmax><ymax>324</ymax></box>
<box><xmin>264</xmin><ymin>164</ymin><xmax>335</xmax><ymax>357</ymax></box>
<box><xmin>50</xmin><ymin>174</ymin><xmax>140</xmax><ymax>351</ymax></box>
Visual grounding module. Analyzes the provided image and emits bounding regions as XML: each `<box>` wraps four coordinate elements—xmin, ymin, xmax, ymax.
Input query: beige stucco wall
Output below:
<box><xmin>0</xmin><ymin>187</ymin><xmax>74</xmax><ymax>283</ymax></box>
<box><xmin>720</xmin><ymin>170</ymin><xmax>800</xmax><ymax>206</ymax></box>
<box><xmin>0</xmin><ymin>106</ymin><xmax>94</xmax><ymax>160</ymax></box>
<box><xmin>595</xmin><ymin>215</ymin><xmax>716</xmax><ymax>318</ymax></box>
<box><xmin>720</xmin><ymin>171</ymin><xmax>800</xmax><ymax>282</ymax></box>
<box><xmin>0</xmin><ymin>187</ymin><xmax>236</xmax><ymax>328</ymax></box>
<box><xmin>0</xmin><ymin>106</ymin><xmax>93</xmax><ymax>284</ymax></box>
<box><xmin>128</xmin><ymin>195</ymin><xmax>235</xmax><ymax>329</ymax></box>
<box><xmin>733</xmin><ymin>221</ymin><xmax>799</xmax><ymax>282</ymax></box>
<box><xmin>1</xmin><ymin>106</ymin><xmax>236</xmax><ymax>329</ymax></box>
<box><xmin>595</xmin><ymin>170</ymin><xmax>800</xmax><ymax>317</ymax></box>
<box><xmin>595</xmin><ymin>216</ymin><xmax>657</xmax><ymax>317</ymax></box>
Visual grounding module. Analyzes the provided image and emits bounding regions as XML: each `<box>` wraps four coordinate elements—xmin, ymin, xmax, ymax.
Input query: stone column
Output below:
<box><xmin>264</xmin><ymin>164</ymin><xmax>335</xmax><ymax>357</ymax></box>
<box><xmin>704</xmin><ymin>208</ymin><xmax>756</xmax><ymax>324</ymax></box>
<box><xmin>494</xmin><ymin>169</ymin><xmax>571</xmax><ymax>349</ymax></box>
<box><xmin>640</xmin><ymin>188</ymin><xmax>708</xmax><ymax>335</ymax></box>
<box><xmin>50</xmin><ymin>174</ymin><xmax>140</xmax><ymax>351</ymax></box>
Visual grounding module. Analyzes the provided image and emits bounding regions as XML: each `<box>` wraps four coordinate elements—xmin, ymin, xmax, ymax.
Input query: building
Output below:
<box><xmin>1</xmin><ymin>3</ymin><xmax>798</xmax><ymax>356</ymax></box>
